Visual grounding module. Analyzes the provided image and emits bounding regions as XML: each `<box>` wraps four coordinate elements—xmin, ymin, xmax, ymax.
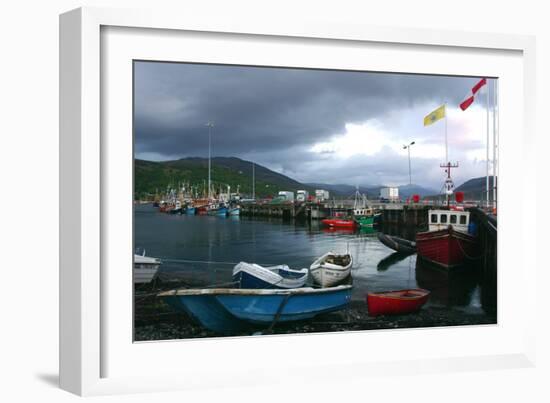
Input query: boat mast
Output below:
<box><xmin>440</xmin><ymin>103</ymin><xmax>457</xmax><ymax>207</ymax></box>
<box><xmin>440</xmin><ymin>161</ymin><xmax>458</xmax><ymax>206</ymax></box>
<box><xmin>252</xmin><ymin>161</ymin><xmax>255</xmax><ymax>200</ymax></box>
<box><xmin>206</xmin><ymin>122</ymin><xmax>214</xmax><ymax>200</ymax></box>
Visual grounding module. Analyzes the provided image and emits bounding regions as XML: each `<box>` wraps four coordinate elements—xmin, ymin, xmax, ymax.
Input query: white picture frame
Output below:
<box><xmin>60</xmin><ymin>7</ymin><xmax>537</xmax><ymax>396</ymax></box>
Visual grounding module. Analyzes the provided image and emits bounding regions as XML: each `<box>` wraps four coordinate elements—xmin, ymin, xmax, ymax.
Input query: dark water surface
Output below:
<box><xmin>134</xmin><ymin>204</ymin><xmax>495</xmax><ymax>315</ymax></box>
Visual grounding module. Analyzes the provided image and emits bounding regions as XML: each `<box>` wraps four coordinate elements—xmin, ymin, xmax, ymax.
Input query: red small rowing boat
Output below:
<box><xmin>321</xmin><ymin>218</ymin><xmax>357</xmax><ymax>229</ymax></box>
<box><xmin>366</xmin><ymin>289</ymin><xmax>430</xmax><ymax>316</ymax></box>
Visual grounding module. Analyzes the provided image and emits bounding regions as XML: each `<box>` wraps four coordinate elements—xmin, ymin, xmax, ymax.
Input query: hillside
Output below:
<box><xmin>134</xmin><ymin>157</ymin><xmax>313</xmax><ymax>199</ymax></box>
<box><xmin>135</xmin><ymin>157</ymin><xmax>488</xmax><ymax>202</ymax></box>
<box><xmin>454</xmin><ymin>176</ymin><xmax>497</xmax><ymax>201</ymax></box>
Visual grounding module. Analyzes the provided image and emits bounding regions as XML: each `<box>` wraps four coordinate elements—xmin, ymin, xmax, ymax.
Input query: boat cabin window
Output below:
<box><xmin>460</xmin><ymin>215</ymin><xmax>467</xmax><ymax>225</ymax></box>
<box><xmin>431</xmin><ymin>214</ymin><xmax>438</xmax><ymax>223</ymax></box>
<box><xmin>440</xmin><ymin>214</ymin><xmax>447</xmax><ymax>224</ymax></box>
<box><xmin>450</xmin><ymin>214</ymin><xmax>457</xmax><ymax>224</ymax></box>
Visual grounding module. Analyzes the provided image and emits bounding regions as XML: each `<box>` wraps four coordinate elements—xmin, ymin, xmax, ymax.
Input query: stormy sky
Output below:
<box><xmin>134</xmin><ymin>61</ymin><xmax>496</xmax><ymax>190</ymax></box>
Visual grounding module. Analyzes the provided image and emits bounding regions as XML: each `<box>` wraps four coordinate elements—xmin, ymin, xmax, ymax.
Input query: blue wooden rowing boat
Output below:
<box><xmin>185</xmin><ymin>206</ymin><xmax>196</xmax><ymax>215</ymax></box>
<box><xmin>159</xmin><ymin>285</ymin><xmax>352</xmax><ymax>334</ymax></box>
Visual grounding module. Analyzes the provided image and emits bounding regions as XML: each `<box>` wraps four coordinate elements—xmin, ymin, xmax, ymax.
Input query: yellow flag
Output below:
<box><xmin>424</xmin><ymin>104</ymin><xmax>446</xmax><ymax>126</ymax></box>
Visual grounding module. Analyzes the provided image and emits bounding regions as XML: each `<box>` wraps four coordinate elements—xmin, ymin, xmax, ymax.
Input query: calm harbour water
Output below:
<box><xmin>134</xmin><ymin>204</ymin><xmax>495</xmax><ymax>315</ymax></box>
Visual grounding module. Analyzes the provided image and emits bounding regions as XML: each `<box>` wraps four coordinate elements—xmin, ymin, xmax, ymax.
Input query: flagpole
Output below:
<box><xmin>485</xmin><ymin>81</ymin><xmax>490</xmax><ymax>209</ymax></box>
<box><xmin>444</xmin><ymin>103</ymin><xmax>448</xmax><ymax>164</ymax></box>
<box><xmin>493</xmin><ymin>79</ymin><xmax>498</xmax><ymax>211</ymax></box>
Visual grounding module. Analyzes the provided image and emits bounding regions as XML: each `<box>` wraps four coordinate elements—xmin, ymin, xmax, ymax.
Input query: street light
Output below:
<box><xmin>403</xmin><ymin>141</ymin><xmax>415</xmax><ymax>185</ymax></box>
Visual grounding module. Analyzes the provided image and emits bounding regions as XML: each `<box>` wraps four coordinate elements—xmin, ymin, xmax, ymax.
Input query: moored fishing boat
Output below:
<box><xmin>352</xmin><ymin>188</ymin><xmax>381</xmax><ymax>227</ymax></box>
<box><xmin>416</xmin><ymin>209</ymin><xmax>479</xmax><ymax>269</ymax></box>
<box><xmin>169</xmin><ymin>200</ymin><xmax>183</xmax><ymax>214</ymax></box>
<box><xmin>309</xmin><ymin>252</ymin><xmax>353</xmax><ymax>287</ymax></box>
<box><xmin>158</xmin><ymin>285</ymin><xmax>352</xmax><ymax>334</ymax></box>
<box><xmin>207</xmin><ymin>203</ymin><xmax>228</xmax><ymax>216</ymax></box>
<box><xmin>227</xmin><ymin>206</ymin><xmax>240</xmax><ymax>216</ymax></box>
<box><xmin>233</xmin><ymin>262</ymin><xmax>308</xmax><ymax>289</ymax></box>
<box><xmin>134</xmin><ymin>253</ymin><xmax>162</xmax><ymax>284</ymax></box>
<box><xmin>215</xmin><ymin>206</ymin><xmax>228</xmax><ymax>216</ymax></box>
<box><xmin>366</xmin><ymin>289</ymin><xmax>430</xmax><ymax>316</ymax></box>
<box><xmin>321</xmin><ymin>218</ymin><xmax>357</xmax><ymax>229</ymax></box>
<box><xmin>377</xmin><ymin>232</ymin><xmax>416</xmax><ymax>255</ymax></box>
<box><xmin>196</xmin><ymin>205</ymin><xmax>208</xmax><ymax>215</ymax></box>
<box><xmin>355</xmin><ymin>213</ymin><xmax>381</xmax><ymax>227</ymax></box>
<box><xmin>185</xmin><ymin>206</ymin><xmax>196</xmax><ymax>215</ymax></box>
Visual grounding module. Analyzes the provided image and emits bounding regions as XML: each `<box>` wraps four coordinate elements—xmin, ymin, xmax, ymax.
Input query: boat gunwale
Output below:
<box><xmin>310</xmin><ymin>252</ymin><xmax>353</xmax><ymax>271</ymax></box>
<box><xmin>158</xmin><ymin>284</ymin><xmax>352</xmax><ymax>297</ymax></box>
<box><xmin>367</xmin><ymin>289</ymin><xmax>430</xmax><ymax>300</ymax></box>
<box><xmin>416</xmin><ymin>228</ymin><xmax>477</xmax><ymax>244</ymax></box>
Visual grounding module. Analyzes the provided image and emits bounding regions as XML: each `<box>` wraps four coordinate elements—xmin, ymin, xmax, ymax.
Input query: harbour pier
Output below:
<box><xmin>240</xmin><ymin>200</ymin><xmax>433</xmax><ymax>227</ymax></box>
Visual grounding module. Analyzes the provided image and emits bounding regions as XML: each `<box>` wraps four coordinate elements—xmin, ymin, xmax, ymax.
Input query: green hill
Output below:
<box><xmin>134</xmin><ymin>157</ymin><xmax>313</xmax><ymax>199</ymax></box>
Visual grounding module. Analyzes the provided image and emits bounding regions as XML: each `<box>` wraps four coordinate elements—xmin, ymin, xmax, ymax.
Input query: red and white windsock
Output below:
<box><xmin>459</xmin><ymin>78</ymin><xmax>487</xmax><ymax>111</ymax></box>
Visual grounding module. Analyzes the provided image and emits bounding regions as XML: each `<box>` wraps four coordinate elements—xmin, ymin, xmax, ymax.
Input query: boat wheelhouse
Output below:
<box><xmin>427</xmin><ymin>209</ymin><xmax>471</xmax><ymax>233</ymax></box>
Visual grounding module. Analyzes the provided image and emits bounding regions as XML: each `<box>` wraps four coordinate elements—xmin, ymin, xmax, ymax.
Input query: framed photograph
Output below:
<box><xmin>60</xmin><ymin>7</ymin><xmax>536</xmax><ymax>396</ymax></box>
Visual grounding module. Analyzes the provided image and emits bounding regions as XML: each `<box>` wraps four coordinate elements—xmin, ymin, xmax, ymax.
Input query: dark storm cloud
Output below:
<box><xmin>134</xmin><ymin>61</ymin><xmax>491</xmax><ymax>188</ymax></box>
<box><xmin>135</xmin><ymin>62</ymin><xmax>476</xmax><ymax>155</ymax></box>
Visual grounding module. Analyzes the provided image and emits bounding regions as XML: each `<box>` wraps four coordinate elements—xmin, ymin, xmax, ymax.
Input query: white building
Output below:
<box><xmin>380</xmin><ymin>187</ymin><xmax>399</xmax><ymax>201</ymax></box>
<box><xmin>315</xmin><ymin>189</ymin><xmax>330</xmax><ymax>201</ymax></box>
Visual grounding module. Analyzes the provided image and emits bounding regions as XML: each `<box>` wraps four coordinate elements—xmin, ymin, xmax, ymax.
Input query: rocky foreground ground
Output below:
<box><xmin>134</xmin><ymin>292</ymin><xmax>496</xmax><ymax>341</ymax></box>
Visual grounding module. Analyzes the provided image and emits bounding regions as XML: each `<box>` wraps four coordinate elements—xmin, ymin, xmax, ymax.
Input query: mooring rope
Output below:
<box><xmin>161</xmin><ymin>258</ymin><xmax>278</xmax><ymax>266</ymax></box>
<box><xmin>456</xmin><ymin>237</ymin><xmax>483</xmax><ymax>260</ymax></box>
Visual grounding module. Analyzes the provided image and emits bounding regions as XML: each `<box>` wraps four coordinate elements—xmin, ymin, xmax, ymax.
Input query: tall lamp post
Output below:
<box><xmin>403</xmin><ymin>141</ymin><xmax>415</xmax><ymax>185</ymax></box>
<box><xmin>205</xmin><ymin>122</ymin><xmax>214</xmax><ymax>199</ymax></box>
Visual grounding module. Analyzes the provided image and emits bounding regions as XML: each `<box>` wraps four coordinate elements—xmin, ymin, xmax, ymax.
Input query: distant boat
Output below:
<box><xmin>185</xmin><ymin>206</ymin><xmax>196</xmax><ymax>215</ymax></box>
<box><xmin>366</xmin><ymin>289</ymin><xmax>430</xmax><ymax>316</ymax></box>
<box><xmin>354</xmin><ymin>213</ymin><xmax>381</xmax><ymax>227</ymax></box>
<box><xmin>377</xmin><ymin>232</ymin><xmax>417</xmax><ymax>255</ymax></box>
<box><xmin>352</xmin><ymin>189</ymin><xmax>381</xmax><ymax>227</ymax></box>
<box><xmin>169</xmin><ymin>200</ymin><xmax>183</xmax><ymax>214</ymax></box>
<box><xmin>158</xmin><ymin>285</ymin><xmax>353</xmax><ymax>334</ymax></box>
<box><xmin>196</xmin><ymin>205</ymin><xmax>208</xmax><ymax>215</ymax></box>
<box><xmin>227</xmin><ymin>206</ymin><xmax>240</xmax><ymax>216</ymax></box>
<box><xmin>310</xmin><ymin>252</ymin><xmax>353</xmax><ymax>287</ymax></box>
<box><xmin>134</xmin><ymin>253</ymin><xmax>161</xmax><ymax>284</ymax></box>
<box><xmin>321</xmin><ymin>218</ymin><xmax>357</xmax><ymax>229</ymax></box>
<box><xmin>233</xmin><ymin>262</ymin><xmax>308</xmax><ymax>289</ymax></box>
<box><xmin>215</xmin><ymin>207</ymin><xmax>228</xmax><ymax>216</ymax></box>
<box><xmin>207</xmin><ymin>204</ymin><xmax>228</xmax><ymax>216</ymax></box>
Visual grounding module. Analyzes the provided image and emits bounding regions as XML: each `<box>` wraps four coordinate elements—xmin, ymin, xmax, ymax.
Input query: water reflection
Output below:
<box><xmin>135</xmin><ymin>205</ymin><xmax>494</xmax><ymax>316</ymax></box>
<box><xmin>377</xmin><ymin>252</ymin><xmax>409</xmax><ymax>272</ymax></box>
<box><xmin>415</xmin><ymin>258</ymin><xmax>479</xmax><ymax>307</ymax></box>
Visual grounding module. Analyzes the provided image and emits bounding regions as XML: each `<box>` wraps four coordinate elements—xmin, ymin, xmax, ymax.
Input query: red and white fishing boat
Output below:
<box><xmin>415</xmin><ymin>163</ymin><xmax>479</xmax><ymax>269</ymax></box>
<box><xmin>416</xmin><ymin>210</ymin><xmax>478</xmax><ymax>269</ymax></box>
<box><xmin>366</xmin><ymin>289</ymin><xmax>430</xmax><ymax>316</ymax></box>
